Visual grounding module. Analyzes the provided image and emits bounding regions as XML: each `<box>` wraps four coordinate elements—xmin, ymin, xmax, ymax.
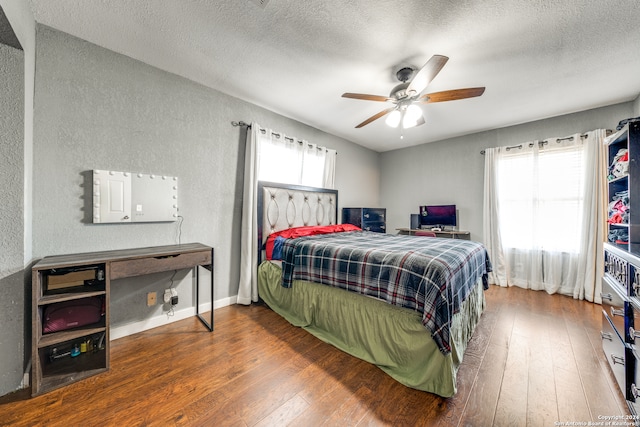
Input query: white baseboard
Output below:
<box><xmin>20</xmin><ymin>360</ymin><xmax>31</xmax><ymax>390</ymax></box>
<box><xmin>111</xmin><ymin>296</ymin><xmax>237</xmax><ymax>341</ymax></box>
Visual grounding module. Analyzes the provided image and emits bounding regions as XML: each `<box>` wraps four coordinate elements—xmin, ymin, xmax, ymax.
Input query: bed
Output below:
<box><xmin>256</xmin><ymin>181</ymin><xmax>491</xmax><ymax>397</ymax></box>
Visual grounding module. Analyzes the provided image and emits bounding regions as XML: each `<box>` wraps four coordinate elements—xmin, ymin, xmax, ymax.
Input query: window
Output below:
<box><xmin>257</xmin><ymin>131</ymin><xmax>333</xmax><ymax>188</ymax></box>
<box><xmin>484</xmin><ymin>130</ymin><xmax>606</xmax><ymax>299</ymax></box>
<box><xmin>496</xmin><ymin>144</ymin><xmax>586</xmax><ymax>253</ymax></box>
<box><xmin>257</xmin><ymin>136</ymin><xmax>303</xmax><ymax>184</ymax></box>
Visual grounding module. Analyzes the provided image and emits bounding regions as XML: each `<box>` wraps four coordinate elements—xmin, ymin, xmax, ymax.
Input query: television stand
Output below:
<box><xmin>396</xmin><ymin>228</ymin><xmax>471</xmax><ymax>240</ymax></box>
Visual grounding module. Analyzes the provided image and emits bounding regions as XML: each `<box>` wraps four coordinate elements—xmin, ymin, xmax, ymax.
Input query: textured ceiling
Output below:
<box><xmin>29</xmin><ymin>0</ymin><xmax>640</xmax><ymax>152</ymax></box>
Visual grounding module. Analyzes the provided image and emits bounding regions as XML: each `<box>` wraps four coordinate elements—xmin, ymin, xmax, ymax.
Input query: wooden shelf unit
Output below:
<box><xmin>31</xmin><ymin>243</ymin><xmax>214</xmax><ymax>396</ymax></box>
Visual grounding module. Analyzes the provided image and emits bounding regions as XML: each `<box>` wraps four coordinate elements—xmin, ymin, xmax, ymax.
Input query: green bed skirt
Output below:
<box><xmin>257</xmin><ymin>261</ymin><xmax>486</xmax><ymax>397</ymax></box>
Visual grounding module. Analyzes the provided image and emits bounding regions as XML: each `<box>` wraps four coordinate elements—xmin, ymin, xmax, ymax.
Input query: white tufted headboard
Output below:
<box><xmin>257</xmin><ymin>181</ymin><xmax>339</xmax><ymax>261</ymax></box>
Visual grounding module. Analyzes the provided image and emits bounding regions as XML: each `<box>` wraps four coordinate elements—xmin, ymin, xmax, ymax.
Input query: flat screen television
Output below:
<box><xmin>419</xmin><ymin>205</ymin><xmax>457</xmax><ymax>228</ymax></box>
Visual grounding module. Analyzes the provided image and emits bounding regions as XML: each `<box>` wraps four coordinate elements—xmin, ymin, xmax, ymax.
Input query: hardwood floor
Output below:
<box><xmin>0</xmin><ymin>286</ymin><xmax>629</xmax><ymax>426</ymax></box>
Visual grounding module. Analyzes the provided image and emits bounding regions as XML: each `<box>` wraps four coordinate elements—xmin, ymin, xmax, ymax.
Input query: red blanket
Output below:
<box><xmin>265</xmin><ymin>224</ymin><xmax>360</xmax><ymax>260</ymax></box>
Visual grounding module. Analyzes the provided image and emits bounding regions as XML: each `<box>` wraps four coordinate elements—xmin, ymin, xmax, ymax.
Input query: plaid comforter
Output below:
<box><xmin>281</xmin><ymin>231</ymin><xmax>492</xmax><ymax>354</ymax></box>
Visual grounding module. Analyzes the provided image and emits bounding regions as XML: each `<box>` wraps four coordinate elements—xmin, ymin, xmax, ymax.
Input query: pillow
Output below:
<box><xmin>270</xmin><ymin>236</ymin><xmax>287</xmax><ymax>261</ymax></box>
<box><xmin>265</xmin><ymin>223</ymin><xmax>361</xmax><ymax>260</ymax></box>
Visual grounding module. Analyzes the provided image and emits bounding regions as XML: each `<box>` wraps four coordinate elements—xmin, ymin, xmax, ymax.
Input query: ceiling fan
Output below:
<box><xmin>342</xmin><ymin>55</ymin><xmax>485</xmax><ymax>129</ymax></box>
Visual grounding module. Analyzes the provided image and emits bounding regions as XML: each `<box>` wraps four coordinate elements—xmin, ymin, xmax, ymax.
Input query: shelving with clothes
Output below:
<box><xmin>608</xmin><ymin>189</ymin><xmax>629</xmax><ymax>225</ymax></box>
<box><xmin>605</xmin><ymin>122</ymin><xmax>640</xmax><ymax>248</ymax></box>
<box><xmin>607</xmin><ymin>147</ymin><xmax>628</xmax><ymax>181</ymax></box>
<box><xmin>601</xmin><ymin>120</ymin><xmax>640</xmax><ymax>416</ymax></box>
<box><xmin>608</xmin><ymin>186</ymin><xmax>629</xmax><ymax>244</ymax></box>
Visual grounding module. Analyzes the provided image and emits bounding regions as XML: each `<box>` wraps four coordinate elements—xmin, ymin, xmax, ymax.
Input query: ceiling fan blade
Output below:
<box><xmin>342</xmin><ymin>93</ymin><xmax>393</xmax><ymax>102</ymax></box>
<box><xmin>420</xmin><ymin>87</ymin><xmax>486</xmax><ymax>103</ymax></box>
<box><xmin>355</xmin><ymin>107</ymin><xmax>395</xmax><ymax>128</ymax></box>
<box><xmin>406</xmin><ymin>55</ymin><xmax>449</xmax><ymax>96</ymax></box>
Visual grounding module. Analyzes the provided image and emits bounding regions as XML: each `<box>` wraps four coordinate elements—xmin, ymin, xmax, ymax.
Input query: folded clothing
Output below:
<box><xmin>608</xmin><ymin>228</ymin><xmax>629</xmax><ymax>244</ymax></box>
<box><xmin>608</xmin><ymin>148</ymin><xmax>629</xmax><ymax>181</ymax></box>
<box><xmin>608</xmin><ymin>190</ymin><xmax>630</xmax><ymax>224</ymax></box>
<box><xmin>617</xmin><ymin>116</ymin><xmax>640</xmax><ymax>131</ymax></box>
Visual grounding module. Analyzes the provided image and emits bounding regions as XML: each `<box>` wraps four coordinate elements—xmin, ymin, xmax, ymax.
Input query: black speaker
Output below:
<box><xmin>410</xmin><ymin>214</ymin><xmax>420</xmax><ymax>230</ymax></box>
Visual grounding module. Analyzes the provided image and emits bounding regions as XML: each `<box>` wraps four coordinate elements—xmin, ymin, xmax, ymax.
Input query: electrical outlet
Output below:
<box><xmin>147</xmin><ymin>292</ymin><xmax>157</xmax><ymax>306</ymax></box>
<box><xmin>170</xmin><ymin>288</ymin><xmax>178</xmax><ymax>306</ymax></box>
<box><xmin>164</xmin><ymin>289</ymin><xmax>172</xmax><ymax>304</ymax></box>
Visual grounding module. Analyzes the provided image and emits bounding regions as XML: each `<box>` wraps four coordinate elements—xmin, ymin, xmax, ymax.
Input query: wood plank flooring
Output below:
<box><xmin>0</xmin><ymin>285</ymin><xmax>630</xmax><ymax>426</ymax></box>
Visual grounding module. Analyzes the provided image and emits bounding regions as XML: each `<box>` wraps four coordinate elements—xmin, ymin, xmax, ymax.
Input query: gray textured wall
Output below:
<box><xmin>634</xmin><ymin>93</ymin><xmax>640</xmax><ymax>116</ymax></box>
<box><xmin>2</xmin><ymin>0</ymin><xmax>36</xmax><ymax>268</ymax></box>
<box><xmin>0</xmin><ymin>0</ymin><xmax>35</xmax><ymax>399</ymax></box>
<box><xmin>32</xmin><ymin>25</ymin><xmax>380</xmax><ymax>331</ymax></box>
<box><xmin>380</xmin><ymin>102</ymin><xmax>636</xmax><ymax>240</ymax></box>
<box><xmin>0</xmin><ymin>41</ymin><xmax>24</xmax><ymax>395</ymax></box>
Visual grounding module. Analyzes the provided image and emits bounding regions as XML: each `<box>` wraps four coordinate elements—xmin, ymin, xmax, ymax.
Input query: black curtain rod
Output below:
<box><xmin>479</xmin><ymin>130</ymin><xmax>612</xmax><ymax>155</ymax></box>
<box><xmin>231</xmin><ymin>121</ymin><xmax>336</xmax><ymax>153</ymax></box>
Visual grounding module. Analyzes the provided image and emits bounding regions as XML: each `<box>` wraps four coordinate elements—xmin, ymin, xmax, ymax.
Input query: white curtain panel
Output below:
<box><xmin>322</xmin><ymin>148</ymin><xmax>337</xmax><ymax>189</ymax></box>
<box><xmin>482</xmin><ymin>147</ymin><xmax>508</xmax><ymax>287</ymax></box>
<box><xmin>237</xmin><ymin>123</ymin><xmax>337</xmax><ymax>305</ymax></box>
<box><xmin>237</xmin><ymin>123</ymin><xmax>262</xmax><ymax>305</ymax></box>
<box><xmin>579</xmin><ymin>129</ymin><xmax>607</xmax><ymax>303</ymax></box>
<box><xmin>483</xmin><ymin>130</ymin><xmax>607</xmax><ymax>302</ymax></box>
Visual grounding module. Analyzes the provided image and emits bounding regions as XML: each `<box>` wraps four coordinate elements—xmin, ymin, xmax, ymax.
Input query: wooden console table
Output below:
<box><xmin>396</xmin><ymin>228</ymin><xmax>471</xmax><ymax>240</ymax></box>
<box><xmin>31</xmin><ymin>243</ymin><xmax>213</xmax><ymax>396</ymax></box>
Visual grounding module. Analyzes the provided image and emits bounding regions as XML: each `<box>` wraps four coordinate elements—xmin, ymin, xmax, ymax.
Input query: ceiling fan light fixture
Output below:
<box><xmin>385</xmin><ymin>109</ymin><xmax>401</xmax><ymax>128</ymax></box>
<box><xmin>402</xmin><ymin>104</ymin><xmax>422</xmax><ymax>129</ymax></box>
<box><xmin>342</xmin><ymin>54</ymin><xmax>484</xmax><ymax>130</ymax></box>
